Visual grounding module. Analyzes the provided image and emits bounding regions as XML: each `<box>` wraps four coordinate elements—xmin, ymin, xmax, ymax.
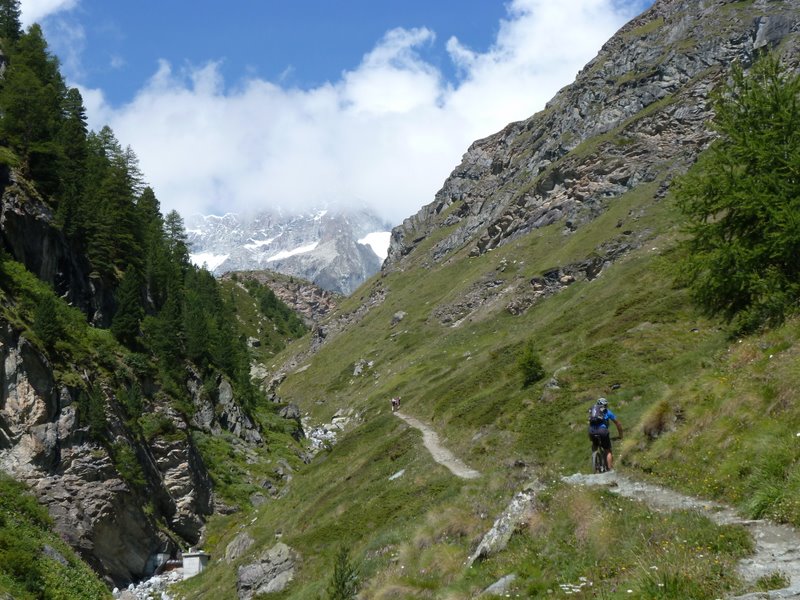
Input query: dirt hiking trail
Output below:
<box><xmin>394</xmin><ymin>412</ymin><xmax>481</xmax><ymax>480</ymax></box>
<box><xmin>563</xmin><ymin>471</ymin><xmax>800</xmax><ymax>599</ymax></box>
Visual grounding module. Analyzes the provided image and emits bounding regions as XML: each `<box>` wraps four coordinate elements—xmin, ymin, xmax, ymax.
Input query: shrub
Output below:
<box><xmin>325</xmin><ymin>547</ymin><xmax>360</xmax><ymax>600</ymax></box>
<box><xmin>517</xmin><ymin>340</ymin><xmax>546</xmax><ymax>388</ymax></box>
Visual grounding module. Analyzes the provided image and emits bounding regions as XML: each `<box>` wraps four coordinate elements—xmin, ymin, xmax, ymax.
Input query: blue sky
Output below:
<box><xmin>44</xmin><ymin>1</ymin><xmax>513</xmax><ymax>106</ymax></box>
<box><xmin>23</xmin><ymin>0</ymin><xmax>655</xmax><ymax>225</ymax></box>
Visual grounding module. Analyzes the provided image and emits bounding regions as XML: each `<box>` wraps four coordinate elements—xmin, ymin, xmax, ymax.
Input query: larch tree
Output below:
<box><xmin>676</xmin><ymin>53</ymin><xmax>800</xmax><ymax>333</ymax></box>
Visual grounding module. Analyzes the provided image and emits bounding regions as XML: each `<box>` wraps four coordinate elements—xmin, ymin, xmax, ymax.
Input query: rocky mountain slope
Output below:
<box><xmin>186</xmin><ymin>207</ymin><xmax>391</xmax><ymax>295</ymax></box>
<box><xmin>386</xmin><ymin>0</ymin><xmax>798</xmax><ymax>278</ymax></box>
<box><xmin>220</xmin><ymin>270</ymin><xmax>340</xmax><ymax>327</ymax></box>
<box><xmin>175</xmin><ymin>1</ymin><xmax>800</xmax><ymax>598</ymax></box>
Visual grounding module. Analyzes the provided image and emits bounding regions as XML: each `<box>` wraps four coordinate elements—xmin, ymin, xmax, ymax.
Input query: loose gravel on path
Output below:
<box><xmin>394</xmin><ymin>412</ymin><xmax>481</xmax><ymax>479</ymax></box>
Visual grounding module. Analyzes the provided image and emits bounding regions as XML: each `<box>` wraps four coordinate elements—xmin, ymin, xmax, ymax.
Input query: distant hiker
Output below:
<box><xmin>391</xmin><ymin>396</ymin><xmax>400</xmax><ymax>412</ymax></box>
<box><xmin>588</xmin><ymin>397</ymin><xmax>623</xmax><ymax>470</ymax></box>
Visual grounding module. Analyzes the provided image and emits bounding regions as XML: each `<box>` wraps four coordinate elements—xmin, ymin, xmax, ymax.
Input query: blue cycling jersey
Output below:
<box><xmin>598</xmin><ymin>409</ymin><xmax>616</xmax><ymax>429</ymax></box>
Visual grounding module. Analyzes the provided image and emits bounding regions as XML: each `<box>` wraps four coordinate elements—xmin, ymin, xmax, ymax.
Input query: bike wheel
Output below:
<box><xmin>592</xmin><ymin>450</ymin><xmax>604</xmax><ymax>474</ymax></box>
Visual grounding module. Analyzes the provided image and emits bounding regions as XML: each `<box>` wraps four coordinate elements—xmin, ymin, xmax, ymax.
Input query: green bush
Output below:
<box><xmin>111</xmin><ymin>442</ymin><xmax>146</xmax><ymax>489</ymax></box>
<box><xmin>517</xmin><ymin>340</ymin><xmax>546</xmax><ymax>387</ymax></box>
<box><xmin>325</xmin><ymin>547</ymin><xmax>360</xmax><ymax>600</ymax></box>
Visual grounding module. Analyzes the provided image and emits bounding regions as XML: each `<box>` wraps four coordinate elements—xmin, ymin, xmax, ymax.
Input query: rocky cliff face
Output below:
<box><xmin>221</xmin><ymin>271</ymin><xmax>341</xmax><ymax>326</ymax></box>
<box><xmin>385</xmin><ymin>0</ymin><xmax>800</xmax><ymax>273</ymax></box>
<box><xmin>0</xmin><ymin>319</ymin><xmax>269</xmax><ymax>585</ymax></box>
<box><xmin>0</xmin><ymin>325</ymin><xmax>190</xmax><ymax>584</ymax></box>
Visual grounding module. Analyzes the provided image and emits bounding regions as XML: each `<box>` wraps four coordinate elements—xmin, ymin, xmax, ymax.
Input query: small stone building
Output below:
<box><xmin>182</xmin><ymin>549</ymin><xmax>211</xmax><ymax>579</ymax></box>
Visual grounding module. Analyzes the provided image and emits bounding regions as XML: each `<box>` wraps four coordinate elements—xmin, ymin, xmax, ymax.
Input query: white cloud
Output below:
<box><xmin>20</xmin><ymin>0</ymin><xmax>78</xmax><ymax>27</ymax></box>
<box><xmin>83</xmin><ymin>0</ymin><xmax>646</xmax><ymax>226</ymax></box>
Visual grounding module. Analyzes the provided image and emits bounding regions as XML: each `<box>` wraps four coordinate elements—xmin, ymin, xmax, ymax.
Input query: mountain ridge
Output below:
<box><xmin>385</xmin><ymin>0</ymin><xmax>796</xmax><ymax>273</ymax></box>
<box><xmin>185</xmin><ymin>206</ymin><xmax>392</xmax><ymax>295</ymax></box>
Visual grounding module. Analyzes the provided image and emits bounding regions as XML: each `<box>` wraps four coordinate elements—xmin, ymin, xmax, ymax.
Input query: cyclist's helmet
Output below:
<box><xmin>596</xmin><ymin>397</ymin><xmax>609</xmax><ymax>408</ymax></box>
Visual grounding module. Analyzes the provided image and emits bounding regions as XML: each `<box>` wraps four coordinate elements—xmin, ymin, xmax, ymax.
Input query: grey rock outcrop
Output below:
<box><xmin>222</xmin><ymin>271</ymin><xmax>341</xmax><ymax>326</ymax></box>
<box><xmin>0</xmin><ymin>323</ymin><xmax>222</xmax><ymax>586</ymax></box>
<box><xmin>237</xmin><ymin>543</ymin><xmax>299</xmax><ymax>599</ymax></box>
<box><xmin>385</xmin><ymin>0</ymin><xmax>800</xmax><ymax>274</ymax></box>
<box><xmin>225</xmin><ymin>531</ymin><xmax>255</xmax><ymax>563</ymax></box>
<box><xmin>468</xmin><ymin>481</ymin><xmax>544</xmax><ymax>566</ymax></box>
<box><xmin>480</xmin><ymin>574</ymin><xmax>518</xmax><ymax>597</ymax></box>
<box><xmin>148</xmin><ymin>412</ymin><xmax>213</xmax><ymax>542</ymax></box>
<box><xmin>188</xmin><ymin>368</ymin><xmax>262</xmax><ymax>444</ymax></box>
<box><xmin>0</xmin><ymin>326</ymin><xmax>169</xmax><ymax>584</ymax></box>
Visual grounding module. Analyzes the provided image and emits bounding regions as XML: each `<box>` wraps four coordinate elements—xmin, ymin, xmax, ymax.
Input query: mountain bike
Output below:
<box><xmin>590</xmin><ymin>435</ymin><xmax>609</xmax><ymax>473</ymax></box>
<box><xmin>590</xmin><ymin>435</ymin><xmax>620</xmax><ymax>473</ymax></box>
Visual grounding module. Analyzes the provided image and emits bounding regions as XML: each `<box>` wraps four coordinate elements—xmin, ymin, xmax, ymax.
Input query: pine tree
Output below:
<box><xmin>0</xmin><ymin>0</ymin><xmax>21</xmax><ymax>46</ymax></box>
<box><xmin>56</xmin><ymin>88</ymin><xmax>89</xmax><ymax>234</ymax></box>
<box><xmin>164</xmin><ymin>209</ymin><xmax>190</xmax><ymax>266</ymax></box>
<box><xmin>0</xmin><ymin>24</ymin><xmax>66</xmax><ymax>194</ymax></box>
<box><xmin>137</xmin><ymin>187</ymin><xmax>171</xmax><ymax>309</ymax></box>
<box><xmin>32</xmin><ymin>294</ymin><xmax>62</xmax><ymax>350</ymax></box>
<box><xmin>111</xmin><ymin>269</ymin><xmax>144</xmax><ymax>347</ymax></box>
<box><xmin>677</xmin><ymin>54</ymin><xmax>800</xmax><ymax>332</ymax></box>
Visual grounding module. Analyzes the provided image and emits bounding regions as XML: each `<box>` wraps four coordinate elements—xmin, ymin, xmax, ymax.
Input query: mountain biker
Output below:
<box><xmin>588</xmin><ymin>397</ymin><xmax>623</xmax><ymax>471</ymax></box>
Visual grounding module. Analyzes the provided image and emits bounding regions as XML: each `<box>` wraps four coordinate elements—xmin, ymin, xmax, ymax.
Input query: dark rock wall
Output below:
<box><xmin>0</xmin><ymin>168</ymin><xmax>116</xmax><ymax>326</ymax></box>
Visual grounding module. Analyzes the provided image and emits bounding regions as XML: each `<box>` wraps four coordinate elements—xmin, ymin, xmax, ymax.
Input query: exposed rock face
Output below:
<box><xmin>264</xmin><ymin>281</ymin><xmax>388</xmax><ymax>389</ymax></box>
<box><xmin>225</xmin><ymin>532</ymin><xmax>255</xmax><ymax>563</ymax></box>
<box><xmin>0</xmin><ymin>168</ymin><xmax>115</xmax><ymax>326</ymax></box>
<box><xmin>0</xmin><ymin>327</ymin><xmax>158</xmax><ymax>583</ymax></box>
<box><xmin>221</xmin><ymin>270</ymin><xmax>341</xmax><ymax>326</ymax></box>
<box><xmin>188</xmin><ymin>369</ymin><xmax>263</xmax><ymax>445</ymax></box>
<box><xmin>468</xmin><ymin>481</ymin><xmax>544</xmax><ymax>566</ymax></box>
<box><xmin>237</xmin><ymin>543</ymin><xmax>299</xmax><ymax>599</ymax></box>
<box><xmin>384</xmin><ymin>0</ymin><xmax>800</xmax><ymax>272</ymax></box>
<box><xmin>148</xmin><ymin>410</ymin><xmax>214</xmax><ymax>542</ymax></box>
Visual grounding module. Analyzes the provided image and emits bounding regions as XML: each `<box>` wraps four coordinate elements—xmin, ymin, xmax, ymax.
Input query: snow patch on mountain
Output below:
<box><xmin>267</xmin><ymin>242</ymin><xmax>320</xmax><ymax>262</ymax></box>
<box><xmin>190</xmin><ymin>252</ymin><xmax>230</xmax><ymax>271</ymax></box>
<box><xmin>244</xmin><ymin>237</ymin><xmax>278</xmax><ymax>250</ymax></box>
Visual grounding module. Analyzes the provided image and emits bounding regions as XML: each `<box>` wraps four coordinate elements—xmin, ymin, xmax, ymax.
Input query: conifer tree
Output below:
<box><xmin>0</xmin><ymin>24</ymin><xmax>66</xmax><ymax>193</ymax></box>
<box><xmin>164</xmin><ymin>209</ymin><xmax>190</xmax><ymax>266</ymax></box>
<box><xmin>32</xmin><ymin>294</ymin><xmax>62</xmax><ymax>350</ymax></box>
<box><xmin>137</xmin><ymin>187</ymin><xmax>172</xmax><ymax>309</ymax></box>
<box><xmin>56</xmin><ymin>88</ymin><xmax>89</xmax><ymax>234</ymax></box>
<box><xmin>677</xmin><ymin>54</ymin><xmax>800</xmax><ymax>332</ymax></box>
<box><xmin>111</xmin><ymin>269</ymin><xmax>144</xmax><ymax>347</ymax></box>
<box><xmin>0</xmin><ymin>0</ymin><xmax>21</xmax><ymax>46</ymax></box>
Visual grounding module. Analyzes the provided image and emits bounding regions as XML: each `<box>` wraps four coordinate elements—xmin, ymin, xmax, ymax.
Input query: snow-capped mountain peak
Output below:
<box><xmin>185</xmin><ymin>206</ymin><xmax>392</xmax><ymax>295</ymax></box>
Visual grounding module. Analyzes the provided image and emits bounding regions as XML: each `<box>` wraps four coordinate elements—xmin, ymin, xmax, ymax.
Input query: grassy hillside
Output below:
<box><xmin>0</xmin><ymin>474</ymin><xmax>111</xmax><ymax>599</ymax></box>
<box><xmin>172</xmin><ymin>168</ymin><xmax>800</xmax><ymax>598</ymax></box>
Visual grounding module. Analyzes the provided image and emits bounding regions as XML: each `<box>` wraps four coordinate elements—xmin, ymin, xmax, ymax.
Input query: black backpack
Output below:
<box><xmin>588</xmin><ymin>404</ymin><xmax>606</xmax><ymax>425</ymax></box>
